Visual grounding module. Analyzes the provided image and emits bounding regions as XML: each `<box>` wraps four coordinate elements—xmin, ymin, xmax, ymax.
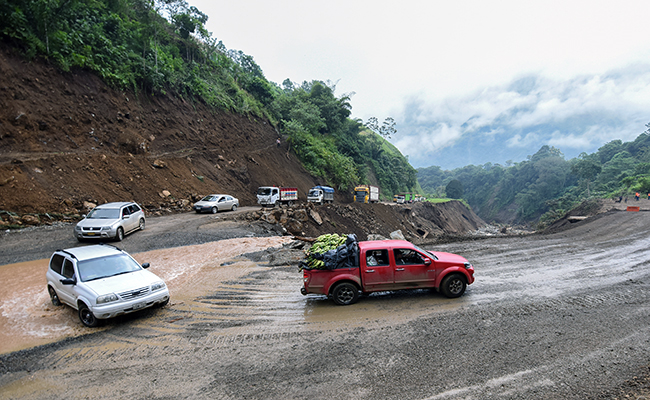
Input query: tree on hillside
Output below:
<box><xmin>571</xmin><ymin>156</ymin><xmax>602</xmax><ymax>197</ymax></box>
<box><xmin>446</xmin><ymin>179</ymin><xmax>463</xmax><ymax>199</ymax></box>
<box><xmin>365</xmin><ymin>117</ymin><xmax>397</xmax><ymax>139</ymax></box>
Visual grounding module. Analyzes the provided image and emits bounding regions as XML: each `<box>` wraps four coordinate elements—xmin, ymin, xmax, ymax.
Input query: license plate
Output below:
<box><xmin>132</xmin><ymin>302</ymin><xmax>146</xmax><ymax>310</ymax></box>
<box><xmin>86</xmin><ymin>232</ymin><xmax>96</xmax><ymax>236</ymax></box>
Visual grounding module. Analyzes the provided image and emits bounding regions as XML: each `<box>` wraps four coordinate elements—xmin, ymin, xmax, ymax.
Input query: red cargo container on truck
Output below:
<box><xmin>256</xmin><ymin>186</ymin><xmax>298</xmax><ymax>207</ymax></box>
<box><xmin>301</xmin><ymin>239</ymin><xmax>475</xmax><ymax>305</ymax></box>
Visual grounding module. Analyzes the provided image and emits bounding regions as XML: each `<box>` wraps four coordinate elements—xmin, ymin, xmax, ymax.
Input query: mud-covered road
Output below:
<box><xmin>1</xmin><ymin>209</ymin><xmax>649</xmax><ymax>399</ymax></box>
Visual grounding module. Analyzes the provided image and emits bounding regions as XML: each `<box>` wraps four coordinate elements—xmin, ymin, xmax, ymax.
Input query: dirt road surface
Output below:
<box><xmin>1</xmin><ymin>209</ymin><xmax>650</xmax><ymax>399</ymax></box>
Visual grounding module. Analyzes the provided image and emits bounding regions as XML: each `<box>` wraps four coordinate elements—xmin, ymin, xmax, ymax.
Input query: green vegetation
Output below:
<box><xmin>0</xmin><ymin>0</ymin><xmax>418</xmax><ymax>197</ymax></box>
<box><xmin>418</xmin><ymin>126</ymin><xmax>650</xmax><ymax>226</ymax></box>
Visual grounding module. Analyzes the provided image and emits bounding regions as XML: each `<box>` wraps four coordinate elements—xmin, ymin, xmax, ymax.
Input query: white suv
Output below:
<box><xmin>46</xmin><ymin>244</ymin><xmax>170</xmax><ymax>327</ymax></box>
<box><xmin>74</xmin><ymin>202</ymin><xmax>145</xmax><ymax>241</ymax></box>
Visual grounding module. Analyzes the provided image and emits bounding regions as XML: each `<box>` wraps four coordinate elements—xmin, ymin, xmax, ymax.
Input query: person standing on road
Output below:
<box><xmin>635</xmin><ymin>192</ymin><xmax>640</xmax><ymax>201</ymax></box>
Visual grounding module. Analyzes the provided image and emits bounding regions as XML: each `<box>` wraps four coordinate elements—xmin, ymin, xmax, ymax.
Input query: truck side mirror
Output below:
<box><xmin>424</xmin><ymin>259</ymin><xmax>431</xmax><ymax>266</ymax></box>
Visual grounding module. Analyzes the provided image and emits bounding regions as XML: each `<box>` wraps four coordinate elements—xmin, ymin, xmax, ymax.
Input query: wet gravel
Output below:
<box><xmin>1</xmin><ymin>210</ymin><xmax>649</xmax><ymax>399</ymax></box>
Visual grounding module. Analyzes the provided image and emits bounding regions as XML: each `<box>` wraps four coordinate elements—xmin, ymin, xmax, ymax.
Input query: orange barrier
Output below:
<box><xmin>626</xmin><ymin>206</ymin><xmax>640</xmax><ymax>212</ymax></box>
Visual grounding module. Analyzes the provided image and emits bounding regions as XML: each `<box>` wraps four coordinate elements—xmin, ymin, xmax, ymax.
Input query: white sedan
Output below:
<box><xmin>193</xmin><ymin>194</ymin><xmax>239</xmax><ymax>213</ymax></box>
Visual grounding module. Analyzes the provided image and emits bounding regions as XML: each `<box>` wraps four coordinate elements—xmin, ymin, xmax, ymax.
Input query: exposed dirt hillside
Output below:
<box><xmin>0</xmin><ymin>44</ymin><xmax>486</xmax><ymax>238</ymax></box>
<box><xmin>0</xmin><ymin>45</ymin><xmax>316</xmax><ymax>216</ymax></box>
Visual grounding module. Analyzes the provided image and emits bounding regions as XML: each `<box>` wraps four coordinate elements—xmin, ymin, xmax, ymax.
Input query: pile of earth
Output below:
<box><xmin>244</xmin><ymin>200</ymin><xmax>486</xmax><ymax>243</ymax></box>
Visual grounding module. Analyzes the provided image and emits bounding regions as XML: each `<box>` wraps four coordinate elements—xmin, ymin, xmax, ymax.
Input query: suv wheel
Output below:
<box><xmin>115</xmin><ymin>227</ymin><xmax>124</xmax><ymax>241</ymax></box>
<box><xmin>48</xmin><ymin>286</ymin><xmax>61</xmax><ymax>306</ymax></box>
<box><xmin>78</xmin><ymin>303</ymin><xmax>100</xmax><ymax>327</ymax></box>
<box><xmin>139</xmin><ymin>218</ymin><xmax>145</xmax><ymax>231</ymax></box>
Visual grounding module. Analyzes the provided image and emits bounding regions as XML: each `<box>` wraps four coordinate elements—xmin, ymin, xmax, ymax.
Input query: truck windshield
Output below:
<box><xmin>257</xmin><ymin>188</ymin><xmax>272</xmax><ymax>196</ymax></box>
<box><xmin>308</xmin><ymin>190</ymin><xmax>319</xmax><ymax>197</ymax></box>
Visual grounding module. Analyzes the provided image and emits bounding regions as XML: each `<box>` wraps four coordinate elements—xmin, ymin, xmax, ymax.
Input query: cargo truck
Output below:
<box><xmin>300</xmin><ymin>239</ymin><xmax>475</xmax><ymax>305</ymax></box>
<box><xmin>307</xmin><ymin>185</ymin><xmax>334</xmax><ymax>205</ymax></box>
<box><xmin>354</xmin><ymin>185</ymin><xmax>379</xmax><ymax>203</ymax></box>
<box><xmin>256</xmin><ymin>186</ymin><xmax>298</xmax><ymax>207</ymax></box>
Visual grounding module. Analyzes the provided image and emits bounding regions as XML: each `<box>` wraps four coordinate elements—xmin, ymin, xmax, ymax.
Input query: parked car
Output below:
<box><xmin>74</xmin><ymin>202</ymin><xmax>145</xmax><ymax>242</ymax></box>
<box><xmin>193</xmin><ymin>194</ymin><xmax>239</xmax><ymax>213</ymax></box>
<box><xmin>46</xmin><ymin>244</ymin><xmax>170</xmax><ymax>327</ymax></box>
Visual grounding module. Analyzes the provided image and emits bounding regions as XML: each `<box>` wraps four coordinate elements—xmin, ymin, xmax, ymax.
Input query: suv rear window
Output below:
<box><xmin>50</xmin><ymin>254</ymin><xmax>64</xmax><ymax>275</ymax></box>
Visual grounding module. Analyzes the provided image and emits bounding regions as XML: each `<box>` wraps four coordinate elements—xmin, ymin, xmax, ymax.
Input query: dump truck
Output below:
<box><xmin>354</xmin><ymin>185</ymin><xmax>379</xmax><ymax>203</ymax></box>
<box><xmin>300</xmin><ymin>237</ymin><xmax>475</xmax><ymax>305</ymax></box>
<box><xmin>256</xmin><ymin>186</ymin><xmax>298</xmax><ymax>207</ymax></box>
<box><xmin>307</xmin><ymin>185</ymin><xmax>334</xmax><ymax>205</ymax></box>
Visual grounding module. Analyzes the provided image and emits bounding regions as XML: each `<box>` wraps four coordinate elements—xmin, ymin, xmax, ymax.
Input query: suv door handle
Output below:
<box><xmin>396</xmin><ymin>268</ymin><xmax>405</xmax><ymax>271</ymax></box>
<box><xmin>366</xmin><ymin>270</ymin><xmax>375</xmax><ymax>273</ymax></box>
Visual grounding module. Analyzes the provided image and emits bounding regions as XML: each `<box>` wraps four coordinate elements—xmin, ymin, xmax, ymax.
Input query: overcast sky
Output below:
<box><xmin>189</xmin><ymin>0</ymin><xmax>650</xmax><ymax>169</ymax></box>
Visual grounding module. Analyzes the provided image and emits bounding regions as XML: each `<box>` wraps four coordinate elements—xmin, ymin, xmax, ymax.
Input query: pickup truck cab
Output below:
<box><xmin>301</xmin><ymin>240</ymin><xmax>474</xmax><ymax>305</ymax></box>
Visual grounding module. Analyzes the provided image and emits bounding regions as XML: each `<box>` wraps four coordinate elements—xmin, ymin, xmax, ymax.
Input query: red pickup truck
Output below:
<box><xmin>300</xmin><ymin>239</ymin><xmax>475</xmax><ymax>305</ymax></box>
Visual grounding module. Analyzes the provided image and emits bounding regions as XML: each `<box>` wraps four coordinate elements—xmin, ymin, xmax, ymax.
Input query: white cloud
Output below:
<box><xmin>187</xmin><ymin>0</ymin><xmax>650</xmax><ymax>168</ymax></box>
<box><xmin>396</xmin><ymin>65</ymin><xmax>650</xmax><ymax>167</ymax></box>
<box><xmin>507</xmin><ymin>132</ymin><xmax>540</xmax><ymax>149</ymax></box>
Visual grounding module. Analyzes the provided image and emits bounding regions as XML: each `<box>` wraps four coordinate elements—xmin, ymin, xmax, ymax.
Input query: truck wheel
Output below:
<box><xmin>331</xmin><ymin>282</ymin><xmax>359</xmax><ymax>305</ymax></box>
<box><xmin>440</xmin><ymin>274</ymin><xmax>466</xmax><ymax>298</ymax></box>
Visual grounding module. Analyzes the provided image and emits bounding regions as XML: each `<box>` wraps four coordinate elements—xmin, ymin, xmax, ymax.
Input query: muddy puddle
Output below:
<box><xmin>0</xmin><ymin>236</ymin><xmax>475</xmax><ymax>355</ymax></box>
<box><xmin>0</xmin><ymin>237</ymin><xmax>292</xmax><ymax>354</ymax></box>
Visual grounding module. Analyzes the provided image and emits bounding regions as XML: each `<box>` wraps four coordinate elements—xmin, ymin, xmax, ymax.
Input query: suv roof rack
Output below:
<box><xmin>99</xmin><ymin>242</ymin><xmax>122</xmax><ymax>252</ymax></box>
<box><xmin>56</xmin><ymin>249</ymin><xmax>78</xmax><ymax>259</ymax></box>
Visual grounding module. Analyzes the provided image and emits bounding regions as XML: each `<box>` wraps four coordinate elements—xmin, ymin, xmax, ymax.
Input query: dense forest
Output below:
<box><xmin>0</xmin><ymin>0</ymin><xmax>417</xmax><ymax>197</ymax></box>
<box><xmin>418</xmin><ymin>126</ymin><xmax>650</xmax><ymax>227</ymax></box>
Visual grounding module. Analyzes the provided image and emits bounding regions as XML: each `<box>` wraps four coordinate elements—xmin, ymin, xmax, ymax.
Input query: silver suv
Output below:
<box><xmin>74</xmin><ymin>202</ymin><xmax>145</xmax><ymax>241</ymax></box>
<box><xmin>46</xmin><ymin>244</ymin><xmax>170</xmax><ymax>327</ymax></box>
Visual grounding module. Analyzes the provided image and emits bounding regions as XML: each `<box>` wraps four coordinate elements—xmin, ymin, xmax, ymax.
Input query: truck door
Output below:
<box><xmin>361</xmin><ymin>249</ymin><xmax>394</xmax><ymax>289</ymax></box>
<box><xmin>392</xmin><ymin>248</ymin><xmax>433</xmax><ymax>287</ymax></box>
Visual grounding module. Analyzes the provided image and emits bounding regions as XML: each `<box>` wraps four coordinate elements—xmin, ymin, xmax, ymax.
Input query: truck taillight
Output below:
<box><xmin>303</xmin><ymin>271</ymin><xmax>310</xmax><ymax>284</ymax></box>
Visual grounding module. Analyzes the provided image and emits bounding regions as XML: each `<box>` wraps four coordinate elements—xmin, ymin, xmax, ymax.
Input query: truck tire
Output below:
<box><xmin>440</xmin><ymin>274</ymin><xmax>467</xmax><ymax>298</ymax></box>
<box><xmin>331</xmin><ymin>282</ymin><xmax>359</xmax><ymax>305</ymax></box>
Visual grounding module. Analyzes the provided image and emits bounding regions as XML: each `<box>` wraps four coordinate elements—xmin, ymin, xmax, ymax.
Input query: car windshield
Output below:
<box><xmin>87</xmin><ymin>208</ymin><xmax>120</xmax><ymax>219</ymax></box>
<box><xmin>201</xmin><ymin>195</ymin><xmax>218</xmax><ymax>201</ymax></box>
<box><xmin>258</xmin><ymin>188</ymin><xmax>272</xmax><ymax>196</ymax></box>
<box><xmin>77</xmin><ymin>254</ymin><xmax>142</xmax><ymax>282</ymax></box>
<box><xmin>414</xmin><ymin>245</ymin><xmax>438</xmax><ymax>260</ymax></box>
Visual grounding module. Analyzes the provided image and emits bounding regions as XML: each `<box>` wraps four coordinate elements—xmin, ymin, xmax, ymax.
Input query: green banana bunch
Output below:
<box><xmin>301</xmin><ymin>233</ymin><xmax>348</xmax><ymax>270</ymax></box>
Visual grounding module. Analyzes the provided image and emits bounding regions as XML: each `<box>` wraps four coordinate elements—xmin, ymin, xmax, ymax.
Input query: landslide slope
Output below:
<box><xmin>0</xmin><ymin>45</ymin><xmax>315</xmax><ymax>215</ymax></box>
<box><xmin>0</xmin><ymin>45</ymin><xmax>486</xmax><ymax>238</ymax></box>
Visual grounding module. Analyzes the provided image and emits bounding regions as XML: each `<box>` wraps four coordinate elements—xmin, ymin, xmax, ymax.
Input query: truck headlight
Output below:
<box><xmin>97</xmin><ymin>293</ymin><xmax>118</xmax><ymax>304</ymax></box>
<box><xmin>151</xmin><ymin>281</ymin><xmax>166</xmax><ymax>291</ymax></box>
